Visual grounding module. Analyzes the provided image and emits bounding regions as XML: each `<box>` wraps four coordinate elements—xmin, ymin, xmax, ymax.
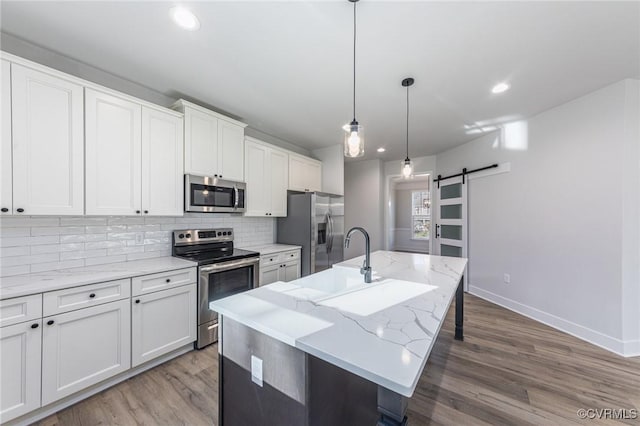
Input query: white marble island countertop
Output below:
<box><xmin>0</xmin><ymin>257</ymin><xmax>197</xmax><ymax>300</ymax></box>
<box><xmin>211</xmin><ymin>250</ymin><xmax>467</xmax><ymax>397</ymax></box>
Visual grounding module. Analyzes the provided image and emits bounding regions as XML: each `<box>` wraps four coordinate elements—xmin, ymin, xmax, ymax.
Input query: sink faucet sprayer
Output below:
<box><xmin>344</xmin><ymin>227</ymin><xmax>372</xmax><ymax>283</ymax></box>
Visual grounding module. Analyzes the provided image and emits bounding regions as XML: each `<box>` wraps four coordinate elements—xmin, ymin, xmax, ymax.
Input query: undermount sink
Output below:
<box><xmin>266</xmin><ymin>267</ymin><xmax>436</xmax><ymax>316</ymax></box>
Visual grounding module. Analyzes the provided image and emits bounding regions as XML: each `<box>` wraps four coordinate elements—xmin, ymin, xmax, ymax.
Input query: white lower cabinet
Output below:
<box><xmin>131</xmin><ymin>283</ymin><xmax>197</xmax><ymax>367</ymax></box>
<box><xmin>0</xmin><ymin>319</ymin><xmax>42</xmax><ymax>423</ymax></box>
<box><xmin>41</xmin><ymin>299</ymin><xmax>131</xmax><ymax>405</ymax></box>
<box><xmin>259</xmin><ymin>249</ymin><xmax>301</xmax><ymax>286</ymax></box>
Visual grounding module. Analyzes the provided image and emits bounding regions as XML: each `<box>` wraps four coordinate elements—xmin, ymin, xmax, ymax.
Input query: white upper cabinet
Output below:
<box><xmin>173</xmin><ymin>99</ymin><xmax>246</xmax><ymax>182</ymax></box>
<box><xmin>11</xmin><ymin>64</ymin><xmax>84</xmax><ymax>215</ymax></box>
<box><xmin>218</xmin><ymin>119</ymin><xmax>245</xmax><ymax>182</ymax></box>
<box><xmin>289</xmin><ymin>153</ymin><xmax>322</xmax><ymax>193</ymax></box>
<box><xmin>86</xmin><ymin>90</ymin><xmax>183</xmax><ymax>216</ymax></box>
<box><xmin>85</xmin><ymin>89</ymin><xmax>142</xmax><ymax>216</ymax></box>
<box><xmin>1</xmin><ymin>60</ymin><xmax>11</xmax><ymax>215</ymax></box>
<box><xmin>270</xmin><ymin>149</ymin><xmax>289</xmax><ymax>216</ymax></box>
<box><xmin>183</xmin><ymin>105</ymin><xmax>218</xmax><ymax>176</ymax></box>
<box><xmin>141</xmin><ymin>106</ymin><xmax>184</xmax><ymax>216</ymax></box>
<box><xmin>244</xmin><ymin>137</ymin><xmax>289</xmax><ymax>217</ymax></box>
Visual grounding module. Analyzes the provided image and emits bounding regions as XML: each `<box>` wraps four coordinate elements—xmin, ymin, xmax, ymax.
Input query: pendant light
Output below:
<box><xmin>344</xmin><ymin>0</ymin><xmax>364</xmax><ymax>158</ymax></box>
<box><xmin>401</xmin><ymin>77</ymin><xmax>414</xmax><ymax>178</ymax></box>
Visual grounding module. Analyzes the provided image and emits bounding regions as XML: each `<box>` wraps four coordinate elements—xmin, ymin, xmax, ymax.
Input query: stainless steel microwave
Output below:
<box><xmin>184</xmin><ymin>175</ymin><xmax>246</xmax><ymax>213</ymax></box>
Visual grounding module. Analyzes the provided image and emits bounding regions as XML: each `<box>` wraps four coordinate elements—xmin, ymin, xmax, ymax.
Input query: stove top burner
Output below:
<box><xmin>171</xmin><ymin>228</ymin><xmax>259</xmax><ymax>266</ymax></box>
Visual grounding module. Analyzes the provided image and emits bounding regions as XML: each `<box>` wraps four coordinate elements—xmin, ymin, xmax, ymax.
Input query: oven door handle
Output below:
<box><xmin>200</xmin><ymin>257</ymin><xmax>259</xmax><ymax>273</ymax></box>
<box><xmin>234</xmin><ymin>186</ymin><xmax>239</xmax><ymax>209</ymax></box>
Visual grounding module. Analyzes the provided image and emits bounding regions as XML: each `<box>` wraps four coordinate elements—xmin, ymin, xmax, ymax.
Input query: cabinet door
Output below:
<box><xmin>1</xmin><ymin>60</ymin><xmax>12</xmax><ymax>215</ymax></box>
<box><xmin>11</xmin><ymin>64</ymin><xmax>84</xmax><ymax>215</ymax></box>
<box><xmin>131</xmin><ymin>283</ymin><xmax>196</xmax><ymax>367</ymax></box>
<box><xmin>244</xmin><ymin>140</ymin><xmax>269</xmax><ymax>216</ymax></box>
<box><xmin>289</xmin><ymin>154</ymin><xmax>322</xmax><ymax>193</ymax></box>
<box><xmin>85</xmin><ymin>89</ymin><xmax>142</xmax><ymax>215</ymax></box>
<box><xmin>0</xmin><ymin>320</ymin><xmax>42</xmax><ymax>423</ymax></box>
<box><xmin>270</xmin><ymin>148</ymin><xmax>289</xmax><ymax>217</ymax></box>
<box><xmin>218</xmin><ymin>120</ymin><xmax>244</xmax><ymax>182</ymax></box>
<box><xmin>282</xmin><ymin>261</ymin><xmax>300</xmax><ymax>282</ymax></box>
<box><xmin>184</xmin><ymin>107</ymin><xmax>218</xmax><ymax>176</ymax></box>
<box><xmin>42</xmin><ymin>299</ymin><xmax>131</xmax><ymax>405</ymax></box>
<box><xmin>141</xmin><ymin>107</ymin><xmax>184</xmax><ymax>216</ymax></box>
<box><xmin>260</xmin><ymin>265</ymin><xmax>280</xmax><ymax>286</ymax></box>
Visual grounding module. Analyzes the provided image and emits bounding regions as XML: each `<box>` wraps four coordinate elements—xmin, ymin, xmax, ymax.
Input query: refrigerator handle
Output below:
<box><xmin>327</xmin><ymin>212</ymin><xmax>334</xmax><ymax>254</ymax></box>
<box><xmin>324</xmin><ymin>213</ymin><xmax>331</xmax><ymax>254</ymax></box>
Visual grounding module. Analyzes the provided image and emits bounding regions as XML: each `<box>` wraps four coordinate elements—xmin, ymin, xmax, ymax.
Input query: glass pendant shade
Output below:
<box><xmin>401</xmin><ymin>158</ymin><xmax>414</xmax><ymax>179</ymax></box>
<box><xmin>343</xmin><ymin>120</ymin><xmax>364</xmax><ymax>158</ymax></box>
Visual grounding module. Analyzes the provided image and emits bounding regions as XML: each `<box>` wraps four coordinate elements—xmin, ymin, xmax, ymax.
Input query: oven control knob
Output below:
<box><xmin>228</xmin><ymin>231</ymin><xmax>232</xmax><ymax>235</ymax></box>
<box><xmin>178</xmin><ymin>234</ymin><xmax>185</xmax><ymax>239</ymax></box>
<box><xmin>217</xmin><ymin>232</ymin><xmax>222</xmax><ymax>236</ymax></box>
<box><xmin>185</xmin><ymin>233</ymin><xmax>192</xmax><ymax>238</ymax></box>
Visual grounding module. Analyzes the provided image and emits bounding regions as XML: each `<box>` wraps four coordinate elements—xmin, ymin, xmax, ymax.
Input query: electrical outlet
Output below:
<box><xmin>503</xmin><ymin>273</ymin><xmax>511</xmax><ymax>284</ymax></box>
<box><xmin>251</xmin><ymin>355</ymin><xmax>263</xmax><ymax>387</ymax></box>
<box><xmin>135</xmin><ymin>232</ymin><xmax>144</xmax><ymax>245</ymax></box>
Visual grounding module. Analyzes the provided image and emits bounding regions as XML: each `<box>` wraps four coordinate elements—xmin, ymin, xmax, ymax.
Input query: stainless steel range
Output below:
<box><xmin>172</xmin><ymin>228</ymin><xmax>259</xmax><ymax>348</ymax></box>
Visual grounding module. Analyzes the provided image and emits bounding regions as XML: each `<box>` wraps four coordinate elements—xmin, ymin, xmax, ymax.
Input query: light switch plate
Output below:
<box><xmin>251</xmin><ymin>355</ymin><xmax>263</xmax><ymax>387</ymax></box>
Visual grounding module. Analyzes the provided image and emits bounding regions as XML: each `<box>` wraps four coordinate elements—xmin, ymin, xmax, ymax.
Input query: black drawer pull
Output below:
<box><xmin>16</xmin><ymin>208</ymin><xmax>24</xmax><ymax>213</ymax></box>
<box><xmin>165</xmin><ymin>278</ymin><xmax>171</xmax><ymax>283</ymax></box>
<box><xmin>31</xmin><ymin>323</ymin><xmax>39</xmax><ymax>329</ymax></box>
<box><xmin>135</xmin><ymin>299</ymin><xmax>141</xmax><ymax>304</ymax></box>
<box><xmin>89</xmin><ymin>293</ymin><xmax>96</xmax><ymax>298</ymax></box>
<box><xmin>136</xmin><ymin>210</ymin><xmax>141</xmax><ymax>214</ymax></box>
<box><xmin>144</xmin><ymin>210</ymin><xmax>149</xmax><ymax>214</ymax></box>
<box><xmin>47</xmin><ymin>320</ymin><xmax>54</xmax><ymax>325</ymax></box>
<box><xmin>1</xmin><ymin>207</ymin><xmax>8</xmax><ymax>212</ymax></box>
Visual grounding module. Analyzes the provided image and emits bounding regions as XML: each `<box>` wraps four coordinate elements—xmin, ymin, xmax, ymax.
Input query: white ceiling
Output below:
<box><xmin>1</xmin><ymin>1</ymin><xmax>638</xmax><ymax>161</ymax></box>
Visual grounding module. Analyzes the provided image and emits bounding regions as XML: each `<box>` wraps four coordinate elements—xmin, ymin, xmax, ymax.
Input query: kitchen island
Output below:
<box><xmin>210</xmin><ymin>251</ymin><xmax>467</xmax><ymax>425</ymax></box>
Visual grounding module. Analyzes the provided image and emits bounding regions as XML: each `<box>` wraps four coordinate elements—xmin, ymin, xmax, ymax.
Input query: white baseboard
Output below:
<box><xmin>6</xmin><ymin>344</ymin><xmax>194</xmax><ymax>426</ymax></box>
<box><xmin>469</xmin><ymin>286</ymin><xmax>639</xmax><ymax>358</ymax></box>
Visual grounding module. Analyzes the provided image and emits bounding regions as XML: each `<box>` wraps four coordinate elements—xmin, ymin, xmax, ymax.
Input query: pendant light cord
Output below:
<box><xmin>352</xmin><ymin>0</ymin><xmax>357</xmax><ymax>122</ymax></box>
<box><xmin>405</xmin><ymin>84</ymin><xmax>410</xmax><ymax>160</ymax></box>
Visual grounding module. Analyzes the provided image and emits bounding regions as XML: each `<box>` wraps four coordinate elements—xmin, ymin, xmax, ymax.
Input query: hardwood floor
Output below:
<box><xmin>34</xmin><ymin>295</ymin><xmax>640</xmax><ymax>426</ymax></box>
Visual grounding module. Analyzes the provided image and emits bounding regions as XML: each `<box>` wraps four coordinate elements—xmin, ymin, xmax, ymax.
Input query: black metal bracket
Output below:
<box><xmin>434</xmin><ymin>163</ymin><xmax>498</xmax><ymax>186</ymax></box>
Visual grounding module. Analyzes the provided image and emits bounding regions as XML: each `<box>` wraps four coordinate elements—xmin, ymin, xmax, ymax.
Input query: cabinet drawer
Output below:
<box><xmin>260</xmin><ymin>254</ymin><xmax>281</xmax><ymax>267</ymax></box>
<box><xmin>281</xmin><ymin>250</ymin><xmax>300</xmax><ymax>261</ymax></box>
<box><xmin>0</xmin><ymin>294</ymin><xmax>42</xmax><ymax>328</ymax></box>
<box><xmin>43</xmin><ymin>279</ymin><xmax>130</xmax><ymax>316</ymax></box>
<box><xmin>132</xmin><ymin>267</ymin><xmax>197</xmax><ymax>296</ymax></box>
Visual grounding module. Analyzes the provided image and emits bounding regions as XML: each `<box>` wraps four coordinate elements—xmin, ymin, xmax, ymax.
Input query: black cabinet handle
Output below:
<box><xmin>136</xmin><ymin>210</ymin><xmax>141</xmax><ymax>214</ymax></box>
<box><xmin>135</xmin><ymin>299</ymin><xmax>140</xmax><ymax>304</ymax></box>
<box><xmin>89</xmin><ymin>293</ymin><xmax>96</xmax><ymax>298</ymax></box>
<box><xmin>219</xmin><ymin>175</ymin><xmax>222</xmax><ymax>178</ymax></box>
<box><xmin>165</xmin><ymin>278</ymin><xmax>171</xmax><ymax>283</ymax></box>
<box><xmin>47</xmin><ymin>320</ymin><xmax>54</xmax><ymax>325</ymax></box>
<box><xmin>214</xmin><ymin>174</ymin><xmax>218</xmax><ymax>177</ymax></box>
<box><xmin>1</xmin><ymin>208</ymin><xmax>8</xmax><ymax>212</ymax></box>
<box><xmin>144</xmin><ymin>210</ymin><xmax>149</xmax><ymax>214</ymax></box>
<box><xmin>16</xmin><ymin>208</ymin><xmax>24</xmax><ymax>213</ymax></box>
<box><xmin>435</xmin><ymin>224</ymin><xmax>440</xmax><ymax>239</ymax></box>
<box><xmin>31</xmin><ymin>323</ymin><xmax>39</xmax><ymax>329</ymax></box>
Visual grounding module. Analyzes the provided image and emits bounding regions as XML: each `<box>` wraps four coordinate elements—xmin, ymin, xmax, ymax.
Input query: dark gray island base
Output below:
<box><xmin>217</xmin><ymin>276</ymin><xmax>465</xmax><ymax>426</ymax></box>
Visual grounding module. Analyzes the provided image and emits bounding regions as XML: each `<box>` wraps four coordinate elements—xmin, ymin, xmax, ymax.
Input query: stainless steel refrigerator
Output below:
<box><xmin>277</xmin><ymin>192</ymin><xmax>344</xmax><ymax>277</ymax></box>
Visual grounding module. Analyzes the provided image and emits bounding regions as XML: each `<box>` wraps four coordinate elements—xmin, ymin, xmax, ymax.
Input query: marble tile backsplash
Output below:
<box><xmin>0</xmin><ymin>214</ymin><xmax>275</xmax><ymax>277</ymax></box>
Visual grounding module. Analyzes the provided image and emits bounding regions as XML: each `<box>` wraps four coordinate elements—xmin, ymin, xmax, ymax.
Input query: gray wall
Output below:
<box><xmin>344</xmin><ymin>159</ymin><xmax>384</xmax><ymax>260</ymax></box>
<box><xmin>436</xmin><ymin>79</ymin><xmax>639</xmax><ymax>356</ymax></box>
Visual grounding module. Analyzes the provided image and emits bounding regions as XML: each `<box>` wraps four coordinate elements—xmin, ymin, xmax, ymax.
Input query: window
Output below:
<box><xmin>411</xmin><ymin>190</ymin><xmax>430</xmax><ymax>240</ymax></box>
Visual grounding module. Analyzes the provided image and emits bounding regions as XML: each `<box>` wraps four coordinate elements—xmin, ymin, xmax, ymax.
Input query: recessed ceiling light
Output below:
<box><xmin>170</xmin><ymin>6</ymin><xmax>200</xmax><ymax>31</ymax></box>
<box><xmin>491</xmin><ymin>82</ymin><xmax>510</xmax><ymax>94</ymax></box>
<box><xmin>377</xmin><ymin>147</ymin><xmax>386</xmax><ymax>153</ymax></box>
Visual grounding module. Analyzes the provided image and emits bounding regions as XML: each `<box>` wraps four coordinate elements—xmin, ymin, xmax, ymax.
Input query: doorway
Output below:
<box><xmin>387</xmin><ymin>174</ymin><xmax>431</xmax><ymax>254</ymax></box>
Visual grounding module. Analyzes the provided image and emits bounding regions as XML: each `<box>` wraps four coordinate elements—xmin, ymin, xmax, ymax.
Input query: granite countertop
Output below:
<box><xmin>210</xmin><ymin>250</ymin><xmax>467</xmax><ymax>397</ymax></box>
<box><xmin>240</xmin><ymin>243</ymin><xmax>302</xmax><ymax>256</ymax></box>
<box><xmin>0</xmin><ymin>257</ymin><xmax>197</xmax><ymax>300</ymax></box>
